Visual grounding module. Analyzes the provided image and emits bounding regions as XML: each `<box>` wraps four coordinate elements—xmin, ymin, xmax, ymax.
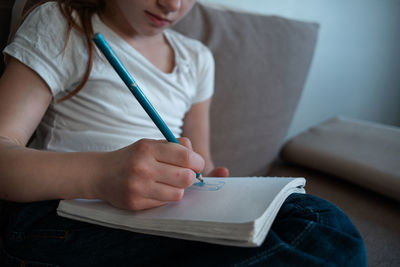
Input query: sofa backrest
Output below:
<box><xmin>173</xmin><ymin>4</ymin><xmax>319</xmax><ymax>176</ymax></box>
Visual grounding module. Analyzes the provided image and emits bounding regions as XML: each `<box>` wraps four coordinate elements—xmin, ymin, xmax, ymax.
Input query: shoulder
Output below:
<box><xmin>14</xmin><ymin>1</ymin><xmax>86</xmax><ymax>56</ymax></box>
<box><xmin>165</xmin><ymin>29</ymin><xmax>214</xmax><ymax>81</ymax></box>
<box><xmin>22</xmin><ymin>2</ymin><xmax>66</xmax><ymax>31</ymax></box>
<box><xmin>164</xmin><ymin>30</ymin><xmax>215</xmax><ymax>102</ymax></box>
<box><xmin>165</xmin><ymin>29</ymin><xmax>214</xmax><ymax>63</ymax></box>
<box><xmin>11</xmin><ymin>1</ymin><xmax>86</xmax><ymax>65</ymax></box>
<box><xmin>6</xmin><ymin>2</ymin><xmax>87</xmax><ymax>97</ymax></box>
<box><xmin>14</xmin><ymin>2</ymin><xmax>70</xmax><ymax>46</ymax></box>
<box><xmin>165</xmin><ymin>29</ymin><xmax>207</xmax><ymax>49</ymax></box>
<box><xmin>28</xmin><ymin>1</ymin><xmax>61</xmax><ymax>15</ymax></box>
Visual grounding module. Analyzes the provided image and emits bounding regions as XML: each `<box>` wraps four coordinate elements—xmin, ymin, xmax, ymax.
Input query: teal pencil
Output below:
<box><xmin>92</xmin><ymin>32</ymin><xmax>204</xmax><ymax>183</ymax></box>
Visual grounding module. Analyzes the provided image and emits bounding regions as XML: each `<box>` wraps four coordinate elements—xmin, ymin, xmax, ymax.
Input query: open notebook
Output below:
<box><xmin>57</xmin><ymin>177</ymin><xmax>306</xmax><ymax>247</ymax></box>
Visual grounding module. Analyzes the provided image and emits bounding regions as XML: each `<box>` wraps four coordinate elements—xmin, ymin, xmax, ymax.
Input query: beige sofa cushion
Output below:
<box><xmin>281</xmin><ymin>116</ymin><xmax>400</xmax><ymax>201</ymax></box>
<box><xmin>173</xmin><ymin>4</ymin><xmax>319</xmax><ymax>176</ymax></box>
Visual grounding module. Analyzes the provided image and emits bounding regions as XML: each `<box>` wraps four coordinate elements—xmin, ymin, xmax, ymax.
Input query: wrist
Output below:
<box><xmin>82</xmin><ymin>151</ymin><xmax>109</xmax><ymax>200</ymax></box>
<box><xmin>59</xmin><ymin>151</ymin><xmax>110</xmax><ymax>200</ymax></box>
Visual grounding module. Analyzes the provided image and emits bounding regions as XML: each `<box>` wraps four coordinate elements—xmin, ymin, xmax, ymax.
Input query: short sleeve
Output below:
<box><xmin>193</xmin><ymin>45</ymin><xmax>215</xmax><ymax>103</ymax></box>
<box><xmin>3</xmin><ymin>2</ymin><xmax>87</xmax><ymax>97</ymax></box>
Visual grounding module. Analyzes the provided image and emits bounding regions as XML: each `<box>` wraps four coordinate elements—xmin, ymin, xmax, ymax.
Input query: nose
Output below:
<box><xmin>157</xmin><ymin>0</ymin><xmax>181</xmax><ymax>12</ymax></box>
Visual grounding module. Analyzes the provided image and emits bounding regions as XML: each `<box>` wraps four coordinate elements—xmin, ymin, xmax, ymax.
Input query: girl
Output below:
<box><xmin>0</xmin><ymin>0</ymin><xmax>366</xmax><ymax>266</ymax></box>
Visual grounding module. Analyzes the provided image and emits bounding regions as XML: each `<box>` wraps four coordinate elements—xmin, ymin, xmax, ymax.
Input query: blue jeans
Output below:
<box><xmin>1</xmin><ymin>194</ymin><xmax>366</xmax><ymax>266</ymax></box>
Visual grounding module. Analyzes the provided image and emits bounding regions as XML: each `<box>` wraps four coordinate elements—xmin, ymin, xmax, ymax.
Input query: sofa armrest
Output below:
<box><xmin>279</xmin><ymin>116</ymin><xmax>400</xmax><ymax>201</ymax></box>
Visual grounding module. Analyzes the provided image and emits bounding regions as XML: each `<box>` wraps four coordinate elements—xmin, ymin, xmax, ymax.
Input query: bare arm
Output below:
<box><xmin>0</xmin><ymin>58</ymin><xmax>204</xmax><ymax>210</ymax></box>
<box><xmin>0</xmin><ymin>58</ymin><xmax>104</xmax><ymax>202</ymax></box>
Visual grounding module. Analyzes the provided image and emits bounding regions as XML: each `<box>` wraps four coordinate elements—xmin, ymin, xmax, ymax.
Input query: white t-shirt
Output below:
<box><xmin>3</xmin><ymin>2</ymin><xmax>214</xmax><ymax>152</ymax></box>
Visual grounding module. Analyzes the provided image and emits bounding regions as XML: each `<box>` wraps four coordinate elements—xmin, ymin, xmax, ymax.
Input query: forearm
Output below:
<box><xmin>0</xmin><ymin>138</ymin><xmax>104</xmax><ymax>202</ymax></box>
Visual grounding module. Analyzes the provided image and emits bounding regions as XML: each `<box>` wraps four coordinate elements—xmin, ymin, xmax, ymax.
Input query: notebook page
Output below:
<box><xmin>58</xmin><ymin>177</ymin><xmax>302</xmax><ymax>225</ymax></box>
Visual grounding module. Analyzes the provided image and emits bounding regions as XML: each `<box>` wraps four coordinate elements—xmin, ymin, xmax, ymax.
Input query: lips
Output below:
<box><xmin>145</xmin><ymin>11</ymin><xmax>171</xmax><ymax>27</ymax></box>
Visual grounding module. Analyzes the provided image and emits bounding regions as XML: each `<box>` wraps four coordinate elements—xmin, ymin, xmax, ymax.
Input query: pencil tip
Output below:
<box><xmin>196</xmin><ymin>173</ymin><xmax>204</xmax><ymax>183</ymax></box>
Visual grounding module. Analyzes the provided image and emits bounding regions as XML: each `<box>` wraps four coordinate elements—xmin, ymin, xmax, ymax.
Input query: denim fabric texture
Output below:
<box><xmin>1</xmin><ymin>193</ymin><xmax>367</xmax><ymax>267</ymax></box>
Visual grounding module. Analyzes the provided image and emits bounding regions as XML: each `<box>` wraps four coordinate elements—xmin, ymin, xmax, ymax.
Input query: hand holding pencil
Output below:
<box><xmin>94</xmin><ymin>138</ymin><xmax>204</xmax><ymax>211</ymax></box>
<box><xmin>92</xmin><ymin>33</ymin><xmax>204</xmax><ymax>183</ymax></box>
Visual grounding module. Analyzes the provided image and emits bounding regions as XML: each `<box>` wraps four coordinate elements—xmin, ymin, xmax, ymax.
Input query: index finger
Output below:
<box><xmin>152</xmin><ymin>141</ymin><xmax>205</xmax><ymax>173</ymax></box>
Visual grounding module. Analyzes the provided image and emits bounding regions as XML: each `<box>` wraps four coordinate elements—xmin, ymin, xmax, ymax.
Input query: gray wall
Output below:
<box><xmin>200</xmin><ymin>0</ymin><xmax>400</xmax><ymax>138</ymax></box>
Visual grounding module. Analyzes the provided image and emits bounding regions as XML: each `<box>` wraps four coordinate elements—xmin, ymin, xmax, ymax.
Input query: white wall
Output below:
<box><xmin>200</xmin><ymin>0</ymin><xmax>400</xmax><ymax>138</ymax></box>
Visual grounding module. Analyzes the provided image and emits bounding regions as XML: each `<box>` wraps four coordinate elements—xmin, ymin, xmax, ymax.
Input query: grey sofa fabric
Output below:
<box><xmin>281</xmin><ymin>116</ymin><xmax>400</xmax><ymax>201</ymax></box>
<box><xmin>173</xmin><ymin>4</ymin><xmax>319</xmax><ymax>176</ymax></box>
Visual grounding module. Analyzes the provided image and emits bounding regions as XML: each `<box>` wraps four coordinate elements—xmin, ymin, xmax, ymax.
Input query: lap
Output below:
<box><xmin>1</xmin><ymin>194</ymin><xmax>367</xmax><ymax>267</ymax></box>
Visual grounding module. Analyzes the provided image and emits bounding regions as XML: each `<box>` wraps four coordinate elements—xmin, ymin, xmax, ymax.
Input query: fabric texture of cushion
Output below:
<box><xmin>173</xmin><ymin>4</ymin><xmax>319</xmax><ymax>176</ymax></box>
<box><xmin>281</xmin><ymin>116</ymin><xmax>400</xmax><ymax>201</ymax></box>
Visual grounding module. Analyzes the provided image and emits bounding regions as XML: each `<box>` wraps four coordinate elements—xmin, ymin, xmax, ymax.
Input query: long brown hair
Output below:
<box><xmin>11</xmin><ymin>0</ymin><xmax>106</xmax><ymax>102</ymax></box>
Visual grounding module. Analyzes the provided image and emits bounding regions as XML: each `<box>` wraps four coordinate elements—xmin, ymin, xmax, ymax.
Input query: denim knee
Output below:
<box><xmin>284</xmin><ymin>194</ymin><xmax>361</xmax><ymax>236</ymax></box>
<box><xmin>273</xmin><ymin>193</ymin><xmax>367</xmax><ymax>266</ymax></box>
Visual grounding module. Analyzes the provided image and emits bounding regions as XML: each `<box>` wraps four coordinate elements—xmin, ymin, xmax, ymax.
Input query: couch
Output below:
<box><xmin>1</xmin><ymin>1</ymin><xmax>399</xmax><ymax>266</ymax></box>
